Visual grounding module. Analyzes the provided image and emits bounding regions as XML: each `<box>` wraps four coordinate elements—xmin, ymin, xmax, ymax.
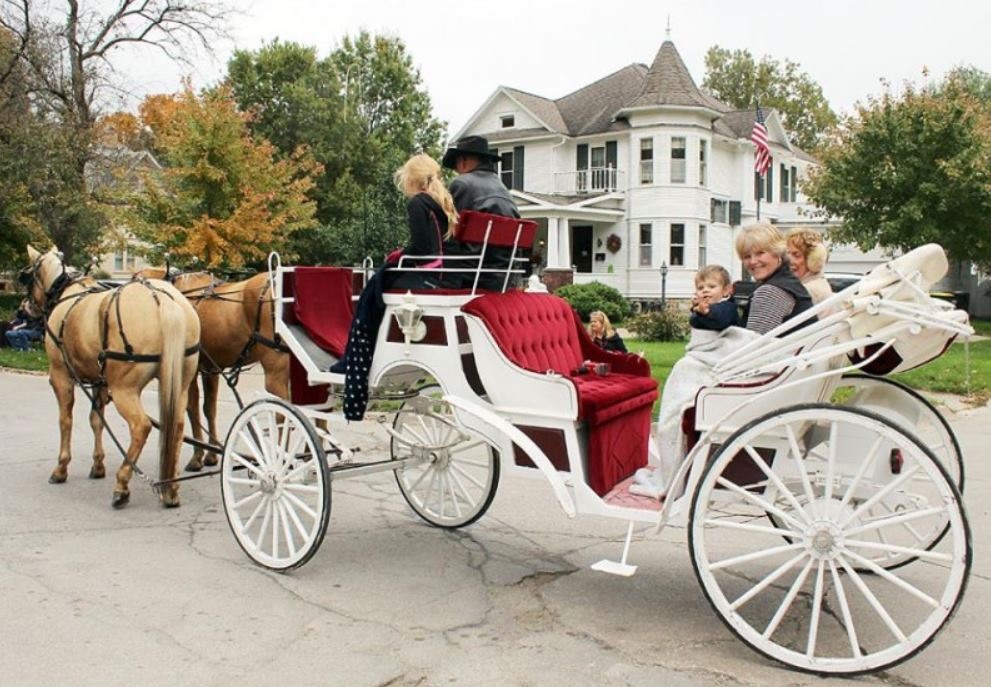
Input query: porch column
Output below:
<box><xmin>559</xmin><ymin>218</ymin><xmax>571</xmax><ymax>268</ymax></box>
<box><xmin>546</xmin><ymin>217</ymin><xmax>561</xmax><ymax>268</ymax></box>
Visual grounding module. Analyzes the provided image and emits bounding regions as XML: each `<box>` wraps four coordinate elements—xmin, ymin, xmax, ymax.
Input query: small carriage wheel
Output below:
<box><xmin>837</xmin><ymin>374</ymin><xmax>963</xmax><ymax>491</ymax></box>
<box><xmin>689</xmin><ymin>404</ymin><xmax>970</xmax><ymax>675</ymax></box>
<box><xmin>391</xmin><ymin>385</ymin><xmax>499</xmax><ymax>529</ymax></box>
<box><xmin>221</xmin><ymin>398</ymin><xmax>331</xmax><ymax>572</ymax></box>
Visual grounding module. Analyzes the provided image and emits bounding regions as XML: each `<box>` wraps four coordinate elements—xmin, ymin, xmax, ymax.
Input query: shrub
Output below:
<box><xmin>555</xmin><ymin>281</ymin><xmax>632</xmax><ymax>322</ymax></box>
<box><xmin>627</xmin><ymin>308</ymin><xmax>689</xmax><ymax>342</ymax></box>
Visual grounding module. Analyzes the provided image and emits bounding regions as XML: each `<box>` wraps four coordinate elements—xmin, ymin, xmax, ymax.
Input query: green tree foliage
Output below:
<box><xmin>803</xmin><ymin>72</ymin><xmax>991</xmax><ymax>271</ymax></box>
<box><xmin>627</xmin><ymin>309</ymin><xmax>689</xmax><ymax>343</ymax></box>
<box><xmin>555</xmin><ymin>282</ymin><xmax>632</xmax><ymax>323</ymax></box>
<box><xmin>702</xmin><ymin>46</ymin><xmax>838</xmax><ymax>152</ymax></box>
<box><xmin>226</xmin><ymin>32</ymin><xmax>446</xmax><ymax>266</ymax></box>
<box><xmin>0</xmin><ymin>1</ymin><xmax>229</xmax><ymax>266</ymax></box>
<box><xmin>123</xmin><ymin>86</ymin><xmax>322</xmax><ymax>270</ymax></box>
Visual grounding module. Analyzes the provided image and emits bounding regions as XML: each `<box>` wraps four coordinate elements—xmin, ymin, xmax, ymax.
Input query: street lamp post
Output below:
<box><xmin>660</xmin><ymin>261</ymin><xmax>669</xmax><ymax>309</ymax></box>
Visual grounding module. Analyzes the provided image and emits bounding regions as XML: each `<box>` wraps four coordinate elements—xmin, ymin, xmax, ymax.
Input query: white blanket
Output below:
<box><xmin>646</xmin><ymin>327</ymin><xmax>761</xmax><ymax>495</ymax></box>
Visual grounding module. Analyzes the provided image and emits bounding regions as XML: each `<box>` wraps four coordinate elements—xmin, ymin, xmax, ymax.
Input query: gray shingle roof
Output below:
<box><xmin>556</xmin><ymin>63</ymin><xmax>648</xmax><ymax>135</ymax></box>
<box><xmin>627</xmin><ymin>41</ymin><xmax>731</xmax><ymax>112</ymax></box>
<box><xmin>503</xmin><ymin>88</ymin><xmax>568</xmax><ymax>132</ymax></box>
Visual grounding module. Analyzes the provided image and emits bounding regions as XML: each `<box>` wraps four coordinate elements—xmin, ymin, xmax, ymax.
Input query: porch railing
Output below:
<box><xmin>553</xmin><ymin>167</ymin><xmax>625</xmax><ymax>194</ymax></box>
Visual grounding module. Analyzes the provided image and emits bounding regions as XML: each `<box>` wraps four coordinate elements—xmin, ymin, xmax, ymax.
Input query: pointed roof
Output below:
<box><xmin>557</xmin><ymin>63</ymin><xmax>648</xmax><ymax>135</ymax></box>
<box><xmin>502</xmin><ymin>87</ymin><xmax>568</xmax><ymax>133</ymax></box>
<box><xmin>626</xmin><ymin>41</ymin><xmax>730</xmax><ymax>112</ymax></box>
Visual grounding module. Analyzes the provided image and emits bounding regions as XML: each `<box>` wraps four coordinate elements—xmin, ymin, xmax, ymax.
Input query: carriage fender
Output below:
<box><xmin>443</xmin><ymin>395</ymin><xmax>577</xmax><ymax>518</ymax></box>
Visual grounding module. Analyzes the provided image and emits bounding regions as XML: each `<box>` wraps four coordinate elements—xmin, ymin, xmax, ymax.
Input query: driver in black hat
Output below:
<box><xmin>442</xmin><ymin>135</ymin><xmax>520</xmax><ymax>219</ymax></box>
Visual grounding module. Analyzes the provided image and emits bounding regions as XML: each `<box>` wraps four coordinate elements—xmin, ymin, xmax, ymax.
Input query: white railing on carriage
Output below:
<box><xmin>553</xmin><ymin>167</ymin><xmax>625</xmax><ymax>194</ymax></box>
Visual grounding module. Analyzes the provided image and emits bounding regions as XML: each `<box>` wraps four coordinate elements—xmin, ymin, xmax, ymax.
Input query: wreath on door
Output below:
<box><xmin>606</xmin><ymin>233</ymin><xmax>622</xmax><ymax>254</ymax></box>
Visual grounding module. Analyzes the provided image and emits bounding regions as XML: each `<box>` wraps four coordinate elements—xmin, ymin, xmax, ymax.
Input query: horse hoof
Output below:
<box><xmin>184</xmin><ymin>460</ymin><xmax>202</xmax><ymax>473</ymax></box>
<box><xmin>204</xmin><ymin>455</ymin><xmax>218</xmax><ymax>468</ymax></box>
<box><xmin>111</xmin><ymin>491</ymin><xmax>130</xmax><ymax>509</ymax></box>
<box><xmin>49</xmin><ymin>473</ymin><xmax>67</xmax><ymax>484</ymax></box>
<box><xmin>88</xmin><ymin>467</ymin><xmax>105</xmax><ymax>479</ymax></box>
<box><xmin>162</xmin><ymin>498</ymin><xmax>181</xmax><ymax>509</ymax></box>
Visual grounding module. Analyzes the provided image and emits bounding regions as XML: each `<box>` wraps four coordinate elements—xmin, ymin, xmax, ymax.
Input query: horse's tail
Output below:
<box><xmin>157</xmin><ymin>296</ymin><xmax>188</xmax><ymax>483</ymax></box>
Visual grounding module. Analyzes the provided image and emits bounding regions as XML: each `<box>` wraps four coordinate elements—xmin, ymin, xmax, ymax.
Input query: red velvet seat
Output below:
<box><xmin>462</xmin><ymin>291</ymin><xmax>658</xmax><ymax>495</ymax></box>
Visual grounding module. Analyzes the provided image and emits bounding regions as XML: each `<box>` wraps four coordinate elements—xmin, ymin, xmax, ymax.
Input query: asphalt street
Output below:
<box><xmin>0</xmin><ymin>367</ymin><xmax>987</xmax><ymax>687</ymax></box>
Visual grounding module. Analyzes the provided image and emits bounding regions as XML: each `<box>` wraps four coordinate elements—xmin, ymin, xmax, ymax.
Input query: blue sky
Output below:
<box><xmin>113</xmin><ymin>0</ymin><xmax>991</xmax><ymax>135</ymax></box>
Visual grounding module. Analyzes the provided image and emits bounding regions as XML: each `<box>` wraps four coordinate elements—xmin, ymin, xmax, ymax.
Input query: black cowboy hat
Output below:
<box><xmin>441</xmin><ymin>135</ymin><xmax>500</xmax><ymax>169</ymax></box>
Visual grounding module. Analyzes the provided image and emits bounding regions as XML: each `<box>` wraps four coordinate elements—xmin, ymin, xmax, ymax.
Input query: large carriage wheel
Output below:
<box><xmin>221</xmin><ymin>398</ymin><xmax>331</xmax><ymax>571</ymax></box>
<box><xmin>390</xmin><ymin>385</ymin><xmax>499</xmax><ymax>529</ymax></box>
<box><xmin>837</xmin><ymin>374</ymin><xmax>963</xmax><ymax>490</ymax></box>
<box><xmin>689</xmin><ymin>404</ymin><xmax>970</xmax><ymax>675</ymax></box>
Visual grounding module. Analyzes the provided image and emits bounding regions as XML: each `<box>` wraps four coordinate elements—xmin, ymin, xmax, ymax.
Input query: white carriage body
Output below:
<box><xmin>223</xmin><ymin>227</ymin><xmax>974</xmax><ymax>676</ymax></box>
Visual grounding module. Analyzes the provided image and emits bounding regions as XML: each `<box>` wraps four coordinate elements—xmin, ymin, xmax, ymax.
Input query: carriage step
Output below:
<box><xmin>591</xmin><ymin>521</ymin><xmax>638</xmax><ymax>577</ymax></box>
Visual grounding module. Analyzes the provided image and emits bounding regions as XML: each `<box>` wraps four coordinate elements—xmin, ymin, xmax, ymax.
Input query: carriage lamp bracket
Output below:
<box><xmin>394</xmin><ymin>292</ymin><xmax>427</xmax><ymax>352</ymax></box>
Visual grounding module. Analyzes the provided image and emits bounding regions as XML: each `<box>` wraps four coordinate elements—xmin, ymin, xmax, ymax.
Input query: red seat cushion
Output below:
<box><xmin>462</xmin><ymin>292</ymin><xmax>658</xmax><ymax>422</ymax></box>
<box><xmin>456</xmin><ymin>211</ymin><xmax>537</xmax><ymax>249</ymax></box>
<box><xmin>290</xmin><ymin>267</ymin><xmax>354</xmax><ymax>359</ymax></box>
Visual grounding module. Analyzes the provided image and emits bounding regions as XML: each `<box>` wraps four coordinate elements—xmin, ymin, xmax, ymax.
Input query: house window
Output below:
<box><xmin>699</xmin><ymin>139</ymin><xmax>708</xmax><ymax>186</ymax></box>
<box><xmin>791</xmin><ymin>165</ymin><xmax>798</xmax><ymax>202</ymax></box>
<box><xmin>729</xmin><ymin>201</ymin><xmax>742</xmax><ymax>226</ymax></box>
<box><xmin>500</xmin><ymin>114</ymin><xmax>515</xmax><ymax>128</ymax></box>
<box><xmin>710</xmin><ymin>198</ymin><xmax>728</xmax><ymax>224</ymax></box>
<box><xmin>639</xmin><ymin>138</ymin><xmax>653</xmax><ymax>184</ymax></box>
<box><xmin>698</xmin><ymin>224</ymin><xmax>707</xmax><ymax>267</ymax></box>
<box><xmin>499</xmin><ymin>145</ymin><xmax>525</xmax><ymax>190</ymax></box>
<box><xmin>114</xmin><ymin>250</ymin><xmax>125</xmax><ymax>272</ymax></box>
<box><xmin>670</xmin><ymin>223</ymin><xmax>685</xmax><ymax>266</ymax></box>
<box><xmin>670</xmin><ymin>137</ymin><xmax>686</xmax><ymax>183</ymax></box>
<box><xmin>577</xmin><ymin>140</ymin><xmax>618</xmax><ymax>191</ymax></box>
<box><xmin>754</xmin><ymin>158</ymin><xmax>774</xmax><ymax>201</ymax></box>
<box><xmin>639</xmin><ymin>224</ymin><xmax>652</xmax><ymax>267</ymax></box>
<box><xmin>780</xmin><ymin>164</ymin><xmax>790</xmax><ymax>202</ymax></box>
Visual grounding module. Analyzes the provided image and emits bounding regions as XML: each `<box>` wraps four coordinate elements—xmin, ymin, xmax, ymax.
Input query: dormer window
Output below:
<box><xmin>500</xmin><ymin>114</ymin><xmax>515</xmax><ymax>128</ymax></box>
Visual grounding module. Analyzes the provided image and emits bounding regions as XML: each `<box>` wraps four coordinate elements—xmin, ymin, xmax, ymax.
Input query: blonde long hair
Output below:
<box><xmin>394</xmin><ymin>153</ymin><xmax>458</xmax><ymax>237</ymax></box>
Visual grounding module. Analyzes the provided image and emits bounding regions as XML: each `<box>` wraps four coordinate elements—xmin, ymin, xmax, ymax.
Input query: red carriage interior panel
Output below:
<box><xmin>455</xmin><ymin>210</ymin><xmax>537</xmax><ymax>249</ymax></box>
<box><xmin>290</xmin><ymin>267</ymin><xmax>355</xmax><ymax>359</ymax></box>
<box><xmin>463</xmin><ymin>292</ymin><xmax>658</xmax><ymax>495</ymax></box>
<box><xmin>289</xmin><ymin>354</ymin><xmax>329</xmax><ymax>406</ymax></box>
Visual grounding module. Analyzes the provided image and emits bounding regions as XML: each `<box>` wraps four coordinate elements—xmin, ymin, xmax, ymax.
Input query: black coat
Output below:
<box><xmin>449</xmin><ymin>165</ymin><xmax>520</xmax><ymax>218</ymax></box>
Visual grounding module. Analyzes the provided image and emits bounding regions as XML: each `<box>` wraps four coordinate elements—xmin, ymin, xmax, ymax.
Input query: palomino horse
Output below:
<box><xmin>138</xmin><ymin>269</ymin><xmax>290</xmax><ymax>472</ymax></box>
<box><xmin>23</xmin><ymin>246</ymin><xmax>200</xmax><ymax>508</ymax></box>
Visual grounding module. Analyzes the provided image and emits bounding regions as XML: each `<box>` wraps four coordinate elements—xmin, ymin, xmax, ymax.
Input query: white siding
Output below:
<box><xmin>474</xmin><ymin>92</ymin><xmax>544</xmax><ymax>133</ymax></box>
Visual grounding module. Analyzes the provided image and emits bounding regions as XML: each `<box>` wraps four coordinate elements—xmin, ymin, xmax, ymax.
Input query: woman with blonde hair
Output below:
<box><xmin>388</xmin><ymin>153</ymin><xmax>458</xmax><ymax>287</ymax></box>
<box><xmin>785</xmin><ymin>227</ymin><xmax>833</xmax><ymax>306</ymax></box>
<box><xmin>735</xmin><ymin>222</ymin><xmax>813</xmax><ymax>334</ymax></box>
<box><xmin>588</xmin><ymin>310</ymin><xmax>627</xmax><ymax>352</ymax></box>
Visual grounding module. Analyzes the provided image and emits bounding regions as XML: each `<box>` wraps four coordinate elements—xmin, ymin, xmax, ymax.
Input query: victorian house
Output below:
<box><xmin>452</xmin><ymin>39</ymin><xmax>820</xmax><ymax>302</ymax></box>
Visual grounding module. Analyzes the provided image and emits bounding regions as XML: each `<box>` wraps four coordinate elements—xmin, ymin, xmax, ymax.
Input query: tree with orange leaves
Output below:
<box><xmin>124</xmin><ymin>85</ymin><xmax>322</xmax><ymax>270</ymax></box>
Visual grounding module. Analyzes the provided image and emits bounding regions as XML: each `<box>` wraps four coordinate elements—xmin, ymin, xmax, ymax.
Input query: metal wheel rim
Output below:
<box><xmin>221</xmin><ymin>399</ymin><xmax>330</xmax><ymax>571</ymax></box>
<box><xmin>391</xmin><ymin>385</ymin><xmax>499</xmax><ymax>528</ymax></box>
<box><xmin>689</xmin><ymin>404</ymin><xmax>970</xmax><ymax>675</ymax></box>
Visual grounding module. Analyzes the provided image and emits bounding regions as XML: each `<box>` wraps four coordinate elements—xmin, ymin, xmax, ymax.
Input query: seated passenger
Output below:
<box><xmin>633</xmin><ymin>223</ymin><xmax>813</xmax><ymax>499</ymax></box>
<box><xmin>331</xmin><ymin>153</ymin><xmax>458</xmax><ymax>420</ymax></box>
<box><xmin>441</xmin><ymin>135</ymin><xmax>523</xmax><ymax>289</ymax></box>
<box><xmin>689</xmin><ymin>265</ymin><xmax>738</xmax><ymax>333</ymax></box>
<box><xmin>786</xmin><ymin>227</ymin><xmax>835</xmax><ymax>316</ymax></box>
<box><xmin>588</xmin><ymin>310</ymin><xmax>627</xmax><ymax>352</ymax></box>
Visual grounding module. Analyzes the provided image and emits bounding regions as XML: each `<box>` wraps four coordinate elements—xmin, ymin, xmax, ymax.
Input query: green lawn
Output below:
<box><xmin>0</xmin><ymin>346</ymin><xmax>49</xmax><ymax>372</ymax></box>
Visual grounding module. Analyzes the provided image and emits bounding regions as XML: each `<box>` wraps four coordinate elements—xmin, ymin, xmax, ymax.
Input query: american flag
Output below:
<box><xmin>751</xmin><ymin>104</ymin><xmax>771</xmax><ymax>176</ymax></box>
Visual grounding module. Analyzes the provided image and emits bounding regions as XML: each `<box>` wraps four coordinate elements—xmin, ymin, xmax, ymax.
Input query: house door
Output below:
<box><xmin>572</xmin><ymin>225</ymin><xmax>593</xmax><ymax>273</ymax></box>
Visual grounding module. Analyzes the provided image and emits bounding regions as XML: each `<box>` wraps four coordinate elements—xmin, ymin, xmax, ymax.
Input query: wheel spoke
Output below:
<box><xmin>785</xmin><ymin>425</ymin><xmax>819</xmax><ymax>518</ymax></box>
<box><xmin>228</xmin><ymin>476</ymin><xmax>261</xmax><ymax>488</ymax></box>
<box><xmin>249</xmin><ymin>416</ymin><xmax>275</xmax><ymax>468</ymax></box>
<box><xmin>232</xmin><ymin>489</ymin><xmax>263</xmax><ymax>510</ymax></box>
<box><xmin>843</xmin><ymin>539</ymin><xmax>953</xmax><ymax>565</ymax></box>
<box><xmin>241</xmin><ymin>493</ymin><xmax>268</xmax><ymax>530</ymax></box>
<box><xmin>715</xmin><ymin>476</ymin><xmax>806</xmax><ymax>532</ymax></box>
<box><xmin>271</xmin><ymin>497</ymin><xmax>281</xmax><ymax>557</ymax></box>
<box><xmin>276</xmin><ymin>500</ymin><xmax>297</xmax><ymax>558</ymax></box>
<box><xmin>704</xmin><ymin>518</ymin><xmax>798</xmax><ymax>538</ymax></box>
<box><xmin>256</xmin><ymin>499</ymin><xmax>273</xmax><ymax>549</ymax></box>
<box><xmin>806</xmin><ymin>561</ymin><xmax>826</xmax><ymax>658</ymax></box>
<box><xmin>731</xmin><ymin>552</ymin><xmax>807</xmax><ymax>610</ymax></box>
<box><xmin>824</xmin><ymin>420</ymin><xmax>838</xmax><ymax>503</ymax></box>
<box><xmin>745</xmin><ymin>445</ymin><xmax>813</xmax><ymax>527</ymax></box>
<box><xmin>762</xmin><ymin>558</ymin><xmax>815</xmax><ymax>639</ymax></box>
<box><xmin>282</xmin><ymin>483</ymin><xmax>322</xmax><ymax>494</ymax></box>
<box><xmin>232</xmin><ymin>452</ymin><xmax>266</xmax><ymax>479</ymax></box>
<box><xmin>828</xmin><ymin>560</ymin><xmax>862</xmax><ymax>658</ymax></box>
<box><xmin>840</xmin><ymin>465</ymin><xmax>921</xmax><ymax>528</ymax></box>
<box><xmin>710</xmin><ymin>541</ymin><xmax>806</xmax><ymax>571</ymax></box>
<box><xmin>451</xmin><ymin>461</ymin><xmax>488</xmax><ymax>490</ymax></box>
<box><xmin>837</xmin><ymin>556</ymin><xmax>907</xmax><ymax>642</ymax></box>
<box><xmin>282</xmin><ymin>489</ymin><xmax>318</xmax><ymax>521</ymax></box>
<box><xmin>844</xmin><ymin>506</ymin><xmax>947</xmax><ymax>538</ymax></box>
<box><xmin>448</xmin><ymin>464</ymin><xmax>478</xmax><ymax>507</ymax></box>
<box><xmin>837</xmin><ymin>435</ymin><xmax>885</xmax><ymax>510</ymax></box>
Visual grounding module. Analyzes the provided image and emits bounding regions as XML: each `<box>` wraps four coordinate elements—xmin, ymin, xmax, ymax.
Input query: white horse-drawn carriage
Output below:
<box><xmin>217</xmin><ymin>212</ymin><xmax>972</xmax><ymax>676</ymax></box>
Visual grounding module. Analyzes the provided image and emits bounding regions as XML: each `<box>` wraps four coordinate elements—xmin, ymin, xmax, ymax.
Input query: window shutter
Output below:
<box><xmin>780</xmin><ymin>164</ymin><xmax>788</xmax><ymax>202</ymax></box>
<box><xmin>791</xmin><ymin>166</ymin><xmax>798</xmax><ymax>202</ymax></box>
<box><xmin>767</xmin><ymin>161</ymin><xmax>773</xmax><ymax>202</ymax></box>
<box><xmin>729</xmin><ymin>201</ymin><xmax>742</xmax><ymax>226</ymax></box>
<box><xmin>513</xmin><ymin>146</ymin><xmax>525</xmax><ymax>190</ymax></box>
<box><xmin>577</xmin><ymin>144</ymin><xmax>588</xmax><ymax>170</ymax></box>
<box><xmin>710</xmin><ymin>198</ymin><xmax>716</xmax><ymax>223</ymax></box>
<box><xmin>605</xmin><ymin>141</ymin><xmax>617</xmax><ymax>168</ymax></box>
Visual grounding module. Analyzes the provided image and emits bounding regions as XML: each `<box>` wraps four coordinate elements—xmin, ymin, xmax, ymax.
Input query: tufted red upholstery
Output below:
<box><xmin>462</xmin><ymin>291</ymin><xmax>658</xmax><ymax>495</ymax></box>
